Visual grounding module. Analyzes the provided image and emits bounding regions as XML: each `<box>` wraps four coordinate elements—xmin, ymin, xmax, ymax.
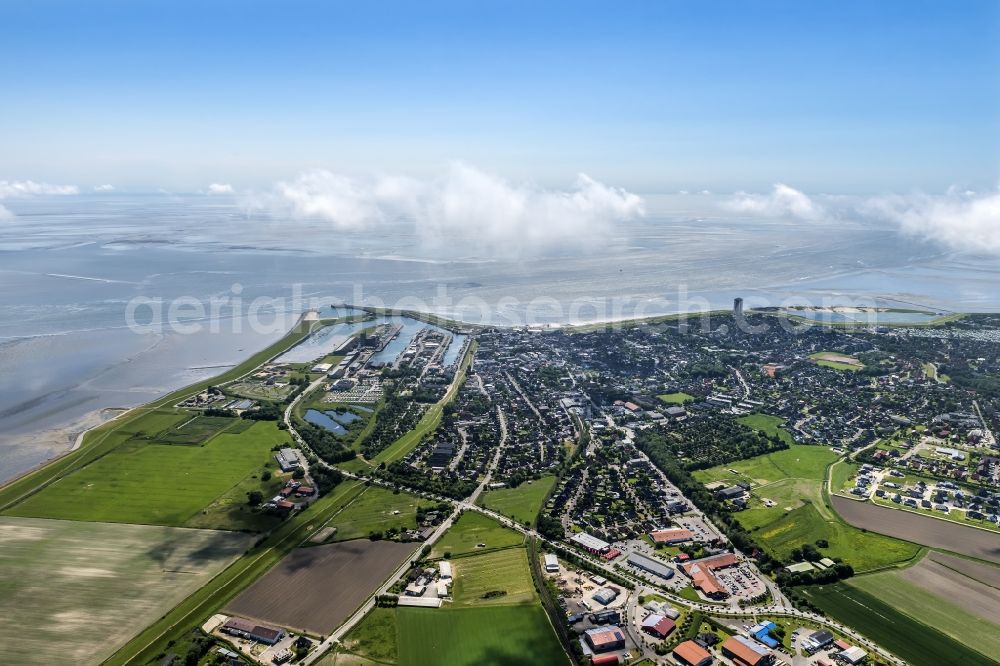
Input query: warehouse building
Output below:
<box><xmin>839</xmin><ymin>646</ymin><xmax>868</xmax><ymax>664</ymax></box>
<box><xmin>721</xmin><ymin>635</ymin><xmax>775</xmax><ymax>666</ymax></box>
<box><xmin>749</xmin><ymin>621</ymin><xmax>779</xmax><ymax>648</ymax></box>
<box><xmin>640</xmin><ymin>613</ymin><xmax>676</xmax><ymax>639</ymax></box>
<box><xmin>584</xmin><ymin>626</ymin><xmax>626</xmax><ymax>654</ymax></box>
<box><xmin>626</xmin><ymin>552</ymin><xmax>675</xmax><ymax>580</ymax></box>
<box><xmin>593</xmin><ymin>587</ymin><xmax>618</xmax><ymax>606</ymax></box>
<box><xmin>571</xmin><ymin>532</ymin><xmax>611</xmax><ymax>554</ymax></box>
<box><xmin>672</xmin><ymin>640</ymin><xmax>713</xmax><ymax>666</ymax></box>
<box><xmin>802</xmin><ymin>629</ymin><xmax>834</xmax><ymax>653</ymax></box>
<box><xmin>544</xmin><ymin>553</ymin><xmax>560</xmax><ymax>573</ymax></box>
<box><xmin>649</xmin><ymin>527</ymin><xmax>694</xmax><ymax>545</ymax></box>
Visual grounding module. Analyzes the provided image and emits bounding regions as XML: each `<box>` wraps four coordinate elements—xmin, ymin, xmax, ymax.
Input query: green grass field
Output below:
<box><xmin>4</xmin><ymin>420</ymin><xmax>290</xmax><ymax>527</ymax></box>
<box><xmin>324</xmin><ymin>485</ymin><xmax>423</xmax><ymax>541</ymax></box>
<box><xmin>479</xmin><ymin>476</ymin><xmax>556</xmax><ymax>526</ymax></box>
<box><xmin>658</xmin><ymin>392</ymin><xmax>695</xmax><ymax>405</ymax></box>
<box><xmin>809</xmin><ymin>351</ymin><xmax>864</xmax><ymax>371</ymax></box>
<box><xmin>736</xmin><ymin>413</ymin><xmax>796</xmax><ymax>445</ymax></box>
<box><xmin>325</xmin><ymin>607</ymin><xmax>398</xmax><ymax>664</ymax></box>
<box><xmin>693</xmin><ymin>446</ymin><xmax>919</xmax><ymax>571</ymax></box>
<box><xmin>800</xmin><ymin>583</ymin><xmax>997</xmax><ymax>666</ymax></box>
<box><xmin>0</xmin><ymin>516</ymin><xmax>253</xmax><ymax>665</ymax></box>
<box><xmin>451</xmin><ymin>547</ymin><xmax>537</xmax><ymax>607</ymax></box>
<box><xmin>430</xmin><ymin>511</ymin><xmax>524</xmax><ymax>558</ymax></box>
<box><xmin>155</xmin><ymin>414</ymin><xmax>239</xmax><ymax>444</ymax></box>
<box><xmin>846</xmin><ymin>567</ymin><xmax>1000</xmax><ymax>657</ymax></box>
<box><xmin>396</xmin><ymin>605</ymin><xmax>568</xmax><ymax>666</ymax></box>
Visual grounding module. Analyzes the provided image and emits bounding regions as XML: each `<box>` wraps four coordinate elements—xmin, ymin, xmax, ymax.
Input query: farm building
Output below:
<box><xmin>593</xmin><ymin>587</ymin><xmax>618</xmax><ymax>605</ymax></box>
<box><xmin>571</xmin><ymin>532</ymin><xmax>611</xmax><ymax>554</ymax></box>
<box><xmin>396</xmin><ymin>596</ymin><xmax>442</xmax><ymax>608</ymax></box>
<box><xmin>544</xmin><ymin>553</ymin><xmax>560</xmax><ymax>572</ymax></box>
<box><xmin>439</xmin><ymin>561</ymin><xmax>453</xmax><ymax>579</ymax></box>
<box><xmin>584</xmin><ymin>626</ymin><xmax>626</xmax><ymax>653</ymax></box>
<box><xmin>220</xmin><ymin>617</ymin><xmax>286</xmax><ymax>645</ymax></box>
<box><xmin>721</xmin><ymin>635</ymin><xmax>775</xmax><ymax>666</ymax></box>
<box><xmin>626</xmin><ymin>552</ymin><xmax>675</xmax><ymax>580</ymax></box>
<box><xmin>590</xmin><ymin>654</ymin><xmax>620</xmax><ymax>666</ymax></box>
<box><xmin>640</xmin><ymin>613</ymin><xmax>676</xmax><ymax>639</ymax></box>
<box><xmin>649</xmin><ymin>527</ymin><xmax>694</xmax><ymax>545</ymax></box>
<box><xmin>436</xmin><ymin>581</ymin><xmax>450</xmax><ymax>598</ymax></box>
<box><xmin>672</xmin><ymin>640</ymin><xmax>713</xmax><ymax>666</ymax></box>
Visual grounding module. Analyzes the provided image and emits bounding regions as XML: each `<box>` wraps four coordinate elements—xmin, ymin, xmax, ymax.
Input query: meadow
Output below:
<box><xmin>479</xmin><ymin>475</ymin><xmax>556</xmax><ymax>526</ymax></box>
<box><xmin>4</xmin><ymin>420</ymin><xmax>289</xmax><ymax>527</ymax></box>
<box><xmin>324</xmin><ymin>485</ymin><xmax>423</xmax><ymax>541</ymax></box>
<box><xmin>736</xmin><ymin>413</ymin><xmax>796</xmax><ymax>445</ymax></box>
<box><xmin>326</xmin><ymin>607</ymin><xmax>398</xmax><ymax>664</ymax></box>
<box><xmin>657</xmin><ymin>392</ymin><xmax>695</xmax><ymax>404</ymax></box>
<box><xmin>800</xmin><ymin>583</ymin><xmax>995</xmax><ymax>666</ymax></box>
<box><xmin>429</xmin><ymin>511</ymin><xmax>524</xmax><ymax>558</ymax></box>
<box><xmin>693</xmin><ymin>446</ymin><xmax>920</xmax><ymax>571</ymax></box>
<box><xmin>396</xmin><ymin>605</ymin><xmax>568</xmax><ymax>666</ymax></box>
<box><xmin>450</xmin><ymin>547</ymin><xmax>537</xmax><ymax>607</ymax></box>
<box><xmin>0</xmin><ymin>516</ymin><xmax>252</xmax><ymax>665</ymax></box>
<box><xmin>809</xmin><ymin>351</ymin><xmax>864</xmax><ymax>371</ymax></box>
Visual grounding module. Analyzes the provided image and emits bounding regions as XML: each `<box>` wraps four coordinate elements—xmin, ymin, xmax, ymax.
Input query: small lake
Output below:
<box><xmin>303</xmin><ymin>408</ymin><xmax>362</xmax><ymax>434</ymax></box>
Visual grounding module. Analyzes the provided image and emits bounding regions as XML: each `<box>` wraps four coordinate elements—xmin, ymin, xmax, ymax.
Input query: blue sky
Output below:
<box><xmin>0</xmin><ymin>0</ymin><xmax>997</xmax><ymax>193</ymax></box>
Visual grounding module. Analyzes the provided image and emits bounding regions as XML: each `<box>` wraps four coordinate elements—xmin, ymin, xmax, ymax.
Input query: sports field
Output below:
<box><xmin>4</xmin><ymin>420</ymin><xmax>290</xmax><ymax>527</ymax></box>
<box><xmin>450</xmin><ymin>547</ymin><xmax>537</xmax><ymax>607</ymax></box>
<box><xmin>658</xmin><ymin>392</ymin><xmax>694</xmax><ymax>404</ymax></box>
<box><xmin>810</xmin><ymin>351</ymin><xmax>864</xmax><ymax>371</ymax></box>
<box><xmin>479</xmin><ymin>475</ymin><xmax>556</xmax><ymax>526</ymax></box>
<box><xmin>692</xmin><ymin>446</ymin><xmax>919</xmax><ymax>571</ymax></box>
<box><xmin>846</xmin><ymin>553</ymin><xmax>1000</xmax><ymax>657</ymax></box>
<box><xmin>800</xmin><ymin>582</ymin><xmax>997</xmax><ymax>666</ymax></box>
<box><xmin>736</xmin><ymin>413</ymin><xmax>795</xmax><ymax>444</ymax></box>
<box><xmin>429</xmin><ymin>511</ymin><xmax>524</xmax><ymax>558</ymax></box>
<box><xmin>0</xmin><ymin>516</ymin><xmax>253</xmax><ymax>665</ymax></box>
<box><xmin>324</xmin><ymin>485</ymin><xmax>423</xmax><ymax>541</ymax></box>
<box><xmin>396</xmin><ymin>605</ymin><xmax>568</xmax><ymax>666</ymax></box>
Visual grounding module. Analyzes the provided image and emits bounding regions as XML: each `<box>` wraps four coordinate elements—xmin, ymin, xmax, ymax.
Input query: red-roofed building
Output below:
<box><xmin>650</xmin><ymin>528</ymin><xmax>695</xmax><ymax>545</ymax></box>
<box><xmin>672</xmin><ymin>640</ymin><xmax>713</xmax><ymax>666</ymax></box>
<box><xmin>640</xmin><ymin>613</ymin><xmax>676</xmax><ymax>638</ymax></box>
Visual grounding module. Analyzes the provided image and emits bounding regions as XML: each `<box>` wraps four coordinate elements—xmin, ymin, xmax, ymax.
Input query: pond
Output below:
<box><xmin>303</xmin><ymin>408</ymin><xmax>363</xmax><ymax>434</ymax></box>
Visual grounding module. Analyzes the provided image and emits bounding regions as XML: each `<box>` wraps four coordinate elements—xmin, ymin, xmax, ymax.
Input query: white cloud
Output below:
<box><xmin>862</xmin><ymin>188</ymin><xmax>1000</xmax><ymax>255</ymax></box>
<box><xmin>0</xmin><ymin>204</ymin><xmax>13</xmax><ymax>221</ymax></box>
<box><xmin>266</xmin><ymin>163</ymin><xmax>645</xmax><ymax>254</ymax></box>
<box><xmin>93</xmin><ymin>184</ymin><xmax>115</xmax><ymax>192</ymax></box>
<box><xmin>0</xmin><ymin>180</ymin><xmax>79</xmax><ymax>198</ymax></box>
<box><xmin>207</xmin><ymin>183</ymin><xmax>234</xmax><ymax>195</ymax></box>
<box><xmin>723</xmin><ymin>183</ymin><xmax>824</xmax><ymax>220</ymax></box>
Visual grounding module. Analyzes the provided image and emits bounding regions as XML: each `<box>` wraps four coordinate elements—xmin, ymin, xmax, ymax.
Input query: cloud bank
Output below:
<box><xmin>0</xmin><ymin>180</ymin><xmax>79</xmax><ymax>198</ymax></box>
<box><xmin>722</xmin><ymin>183</ymin><xmax>1000</xmax><ymax>255</ymax></box>
<box><xmin>0</xmin><ymin>180</ymin><xmax>79</xmax><ymax>221</ymax></box>
<box><xmin>723</xmin><ymin>183</ymin><xmax>825</xmax><ymax>220</ymax></box>
<box><xmin>208</xmin><ymin>183</ymin><xmax>234</xmax><ymax>195</ymax></box>
<box><xmin>266</xmin><ymin>163</ymin><xmax>645</xmax><ymax>254</ymax></box>
<box><xmin>93</xmin><ymin>184</ymin><xmax>115</xmax><ymax>192</ymax></box>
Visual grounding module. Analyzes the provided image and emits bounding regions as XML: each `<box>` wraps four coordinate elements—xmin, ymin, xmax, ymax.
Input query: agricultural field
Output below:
<box><xmin>396</xmin><ymin>605</ymin><xmax>568</xmax><ymax>666</ymax></box>
<box><xmin>450</xmin><ymin>547</ymin><xmax>537</xmax><ymax>607</ymax></box>
<box><xmin>831</xmin><ymin>495</ymin><xmax>1000</xmax><ymax>564</ymax></box>
<box><xmin>4</xmin><ymin>420</ymin><xmax>291</xmax><ymax>527</ymax></box>
<box><xmin>225</xmin><ymin>539</ymin><xmax>417</xmax><ymax>636</ymax></box>
<box><xmin>155</xmin><ymin>414</ymin><xmax>241</xmax><ymax>444</ymax></box>
<box><xmin>323</xmin><ymin>485</ymin><xmax>423</xmax><ymax>541</ymax></box>
<box><xmin>693</xmin><ymin>446</ymin><xmax>920</xmax><ymax>571</ymax></box>
<box><xmin>479</xmin><ymin>476</ymin><xmax>556</xmax><ymax>526</ymax></box>
<box><xmin>227</xmin><ymin>380</ymin><xmax>295</xmax><ymax>401</ymax></box>
<box><xmin>0</xmin><ymin>516</ymin><xmax>253</xmax><ymax>665</ymax></box>
<box><xmin>845</xmin><ymin>552</ymin><xmax>1000</xmax><ymax>657</ymax></box>
<box><xmin>657</xmin><ymin>392</ymin><xmax>695</xmax><ymax>405</ymax></box>
<box><xmin>429</xmin><ymin>511</ymin><xmax>524</xmax><ymax>558</ymax></box>
<box><xmin>800</xmin><ymin>582</ymin><xmax>998</xmax><ymax>666</ymax></box>
<box><xmin>736</xmin><ymin>413</ymin><xmax>795</xmax><ymax>445</ymax></box>
<box><xmin>809</xmin><ymin>351</ymin><xmax>864</xmax><ymax>371</ymax></box>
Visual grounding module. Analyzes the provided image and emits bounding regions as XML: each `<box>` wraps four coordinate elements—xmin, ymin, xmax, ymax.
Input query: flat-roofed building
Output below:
<box><xmin>584</xmin><ymin>626</ymin><xmax>626</xmax><ymax>653</ymax></box>
<box><xmin>721</xmin><ymin>635</ymin><xmax>775</xmax><ymax>666</ymax></box>
<box><xmin>571</xmin><ymin>532</ymin><xmax>611</xmax><ymax>554</ymax></box>
<box><xmin>627</xmin><ymin>552</ymin><xmax>675</xmax><ymax>580</ymax></box>
<box><xmin>650</xmin><ymin>527</ymin><xmax>695</xmax><ymax>545</ymax></box>
<box><xmin>544</xmin><ymin>553</ymin><xmax>560</xmax><ymax>572</ymax></box>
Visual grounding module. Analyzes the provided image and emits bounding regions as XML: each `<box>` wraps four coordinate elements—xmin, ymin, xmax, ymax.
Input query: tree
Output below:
<box><xmin>261</xmin><ymin>470</ymin><xmax>272</xmax><ymax>482</ymax></box>
<box><xmin>292</xmin><ymin>468</ymin><xmax>306</xmax><ymax>480</ymax></box>
<box><xmin>247</xmin><ymin>490</ymin><xmax>263</xmax><ymax>506</ymax></box>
